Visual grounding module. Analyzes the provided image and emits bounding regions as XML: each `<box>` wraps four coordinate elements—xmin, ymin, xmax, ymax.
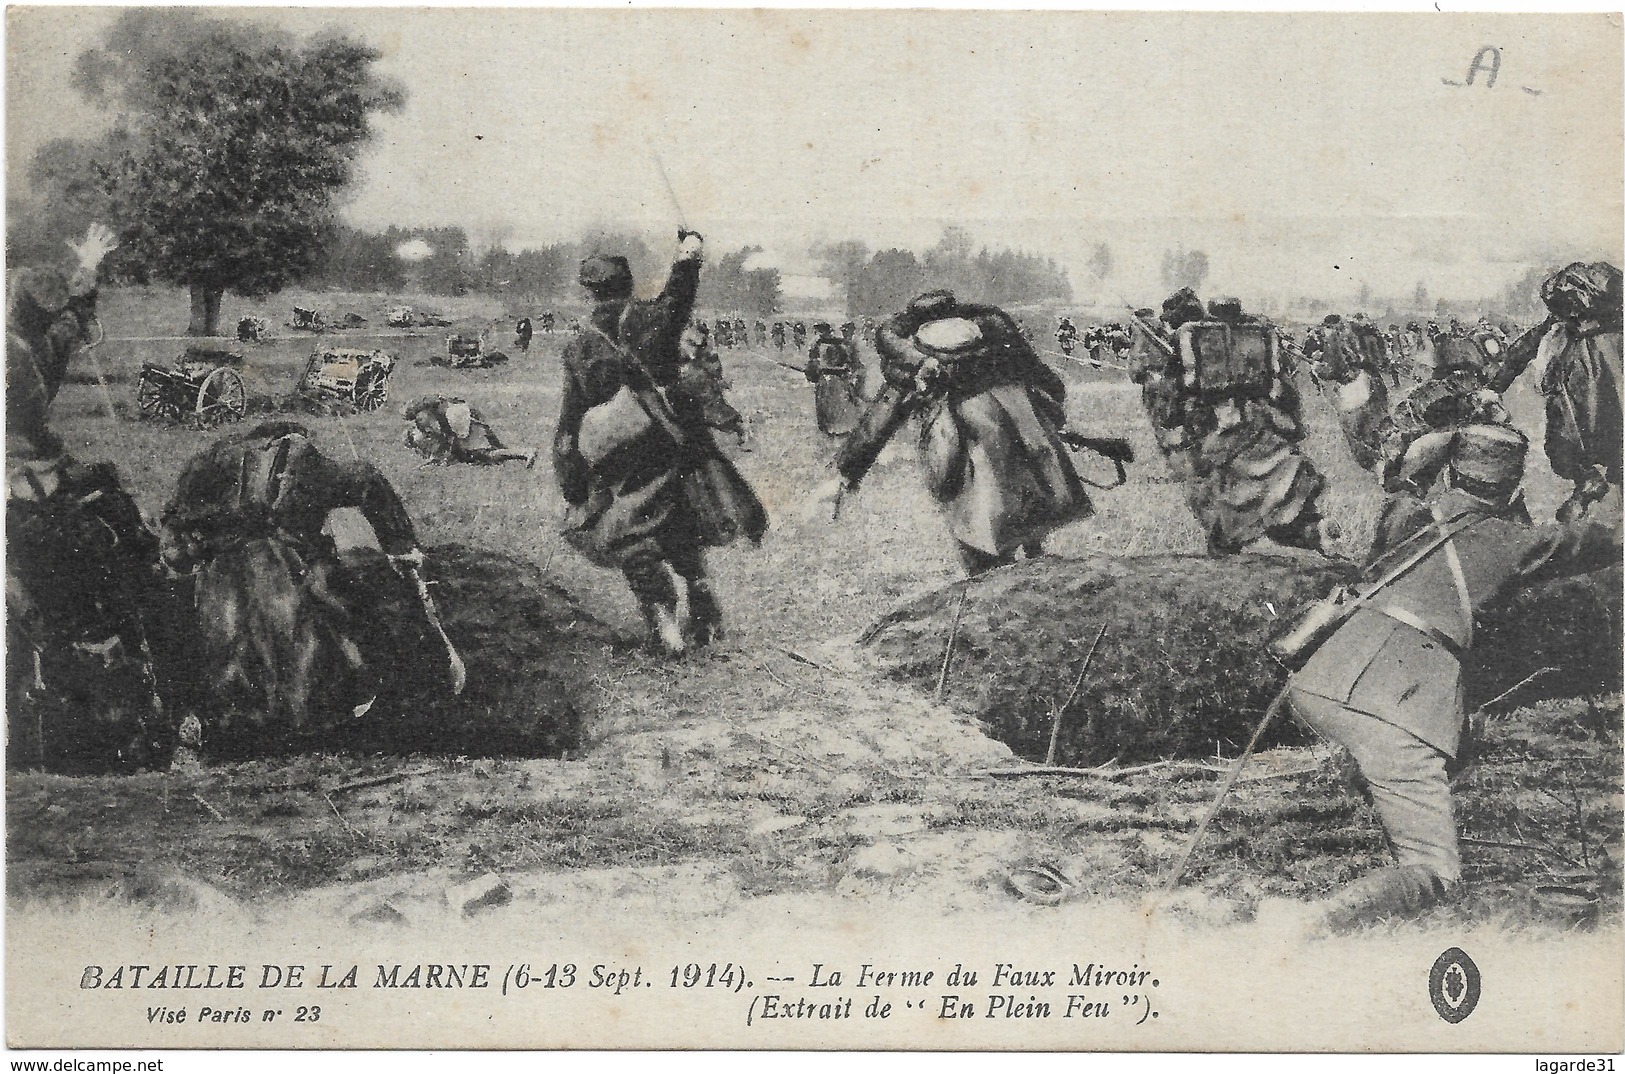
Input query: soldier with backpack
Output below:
<box><xmin>669</xmin><ymin>323</ymin><xmax>750</xmax><ymax>449</ymax></box>
<box><xmin>804</xmin><ymin>322</ymin><xmax>865</xmax><ymax>435</ymax></box>
<box><xmin>403</xmin><ymin>395</ymin><xmax>534</xmax><ymax>466</ymax></box>
<box><xmin>157</xmin><ymin>421</ymin><xmax>459</xmax><ymax>754</ymax></box>
<box><xmin>551</xmin><ymin>232</ymin><xmax>767</xmax><ymax>656</ymax></box>
<box><xmin>1056</xmin><ymin>316</ymin><xmax>1079</xmax><ymax>356</ymax></box>
<box><xmin>1488</xmin><ymin>261</ymin><xmax>1623</xmax><ymax>522</ymax></box>
<box><xmin>1130</xmin><ymin>290</ymin><xmax>1329</xmax><ymax>555</ymax></box>
<box><xmin>817</xmin><ymin>290</ymin><xmax>1125</xmax><ymax>575</ymax></box>
<box><xmin>1317</xmin><ymin>313</ymin><xmax>1394</xmax><ymax>472</ymax></box>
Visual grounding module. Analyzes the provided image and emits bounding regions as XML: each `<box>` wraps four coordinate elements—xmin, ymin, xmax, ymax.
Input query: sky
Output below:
<box><xmin>6</xmin><ymin>7</ymin><xmax>1622</xmax><ymax>306</ymax></box>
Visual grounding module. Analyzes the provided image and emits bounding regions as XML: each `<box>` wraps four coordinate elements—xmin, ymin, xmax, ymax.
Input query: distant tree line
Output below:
<box><xmin>307</xmin><ymin>225</ymin><xmax>784</xmax><ymax>313</ymax></box>
<box><xmin>815</xmin><ymin>227</ymin><xmax>1073</xmax><ymax>317</ymax></box>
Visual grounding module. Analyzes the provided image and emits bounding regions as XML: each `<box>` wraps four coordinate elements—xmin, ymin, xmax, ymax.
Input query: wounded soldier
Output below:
<box><xmin>404</xmin><ymin>395</ymin><xmax>533</xmax><ymax>465</ymax></box>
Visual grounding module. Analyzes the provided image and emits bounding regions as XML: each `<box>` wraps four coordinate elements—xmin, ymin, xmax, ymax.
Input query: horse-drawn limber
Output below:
<box><xmin>136</xmin><ymin>349</ymin><xmax>249</xmax><ymax>426</ymax></box>
<box><xmin>296</xmin><ymin>347</ymin><xmax>397</xmax><ymax>411</ymax></box>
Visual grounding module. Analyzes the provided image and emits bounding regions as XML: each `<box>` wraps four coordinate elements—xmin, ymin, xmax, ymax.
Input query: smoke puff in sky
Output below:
<box><xmin>7</xmin><ymin>8</ymin><xmax>1621</xmax><ymax>305</ymax></box>
<box><xmin>395</xmin><ymin>239</ymin><xmax>433</xmax><ymax>263</ymax></box>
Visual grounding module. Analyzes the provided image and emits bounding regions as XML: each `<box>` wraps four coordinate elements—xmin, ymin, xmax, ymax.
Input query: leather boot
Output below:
<box><xmin>1316</xmin><ymin>866</ymin><xmax>1451</xmax><ymax>932</ymax></box>
<box><xmin>639</xmin><ymin>599</ymin><xmax>686</xmax><ymax>658</ymax></box>
<box><xmin>687</xmin><ymin>582</ymin><xmax>724</xmax><ymax>648</ymax></box>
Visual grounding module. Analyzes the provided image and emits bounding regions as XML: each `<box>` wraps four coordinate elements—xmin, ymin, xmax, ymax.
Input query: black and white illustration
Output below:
<box><xmin>5</xmin><ymin>7</ymin><xmax>1621</xmax><ymax>1052</ymax></box>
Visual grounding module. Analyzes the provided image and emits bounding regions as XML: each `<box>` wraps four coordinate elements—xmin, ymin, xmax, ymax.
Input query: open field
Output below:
<box><xmin>8</xmin><ymin>285</ymin><xmax>1619</xmax><ymax>936</ymax></box>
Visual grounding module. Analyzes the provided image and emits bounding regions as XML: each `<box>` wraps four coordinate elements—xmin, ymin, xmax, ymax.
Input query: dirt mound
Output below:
<box><xmin>335</xmin><ymin>543</ymin><xmax>609</xmax><ymax>758</ymax></box>
<box><xmin>860</xmin><ymin>553</ymin><xmax>1623</xmax><ymax>767</ymax></box>
<box><xmin>861</xmin><ymin>553</ymin><xmax>1355</xmax><ymax>766</ymax></box>
<box><xmin>1473</xmin><ymin>565</ymin><xmax>1623</xmax><ymax>705</ymax></box>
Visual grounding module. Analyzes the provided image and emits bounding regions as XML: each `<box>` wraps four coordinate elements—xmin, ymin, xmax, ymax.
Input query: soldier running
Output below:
<box><xmin>669</xmin><ymin>323</ymin><xmax>750</xmax><ymax>449</ymax></box>
<box><xmin>820</xmin><ymin>290</ymin><xmax>1123</xmax><ymax>575</ymax></box>
<box><xmin>1130</xmin><ymin>290</ymin><xmax>1329</xmax><ymax>555</ymax></box>
<box><xmin>804</xmin><ymin>321</ymin><xmax>865</xmax><ymax>436</ymax></box>
<box><xmin>551</xmin><ymin>232</ymin><xmax>767</xmax><ymax>655</ymax></box>
<box><xmin>1055</xmin><ymin>316</ymin><xmax>1079</xmax><ymax>356</ymax></box>
<box><xmin>1487</xmin><ymin>261</ymin><xmax>1622</xmax><ymax>522</ymax></box>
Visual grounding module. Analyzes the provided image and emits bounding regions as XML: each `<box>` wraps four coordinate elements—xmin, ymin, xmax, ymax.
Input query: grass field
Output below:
<box><xmin>8</xmin><ymin>284</ymin><xmax>1618</xmax><ymax>935</ymax></box>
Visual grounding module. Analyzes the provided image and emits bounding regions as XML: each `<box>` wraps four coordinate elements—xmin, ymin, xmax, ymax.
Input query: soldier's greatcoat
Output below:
<box><xmin>837</xmin><ymin>301</ymin><xmax>1092</xmax><ymax>560</ymax></box>
<box><xmin>552</xmin><ymin>257</ymin><xmax>765</xmax><ymax>569</ymax></box>
<box><xmin>806</xmin><ymin>336</ymin><xmax>863</xmax><ymax>435</ymax></box>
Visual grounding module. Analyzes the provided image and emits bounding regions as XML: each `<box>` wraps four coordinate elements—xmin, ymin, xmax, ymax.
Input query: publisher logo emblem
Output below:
<box><xmin>1429</xmin><ymin>947</ymin><xmax>1481</xmax><ymax>1023</ymax></box>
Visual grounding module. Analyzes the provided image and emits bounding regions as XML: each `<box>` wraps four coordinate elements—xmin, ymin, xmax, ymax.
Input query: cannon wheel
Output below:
<box><xmin>137</xmin><ymin>370</ymin><xmax>182</xmax><ymax>421</ymax></box>
<box><xmin>196</xmin><ymin>367</ymin><xmax>247</xmax><ymax>426</ymax></box>
<box><xmin>353</xmin><ymin>369</ymin><xmax>389</xmax><ymax>412</ymax></box>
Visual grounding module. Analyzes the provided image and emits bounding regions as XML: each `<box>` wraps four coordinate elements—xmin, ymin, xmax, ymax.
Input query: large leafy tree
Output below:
<box><xmin>71</xmin><ymin>10</ymin><xmax>404</xmax><ymax>334</ymax></box>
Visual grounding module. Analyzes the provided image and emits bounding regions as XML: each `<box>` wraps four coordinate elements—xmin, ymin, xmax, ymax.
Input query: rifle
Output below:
<box><xmin>1122</xmin><ymin>304</ymin><xmax>1175</xmax><ymax>357</ymax></box>
<box><xmin>403</xmin><ymin>564</ymin><xmax>466</xmax><ymax>695</ymax></box>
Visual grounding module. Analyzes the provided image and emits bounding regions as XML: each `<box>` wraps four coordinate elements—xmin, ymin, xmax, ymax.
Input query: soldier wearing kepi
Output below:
<box><xmin>823</xmin><ymin>289</ymin><xmax>1121</xmax><ymax>575</ymax></box>
<box><xmin>1488</xmin><ymin>261</ymin><xmax>1623</xmax><ymax>521</ymax></box>
<box><xmin>551</xmin><ymin>231</ymin><xmax>767</xmax><ymax>655</ymax></box>
<box><xmin>804</xmin><ymin>321</ymin><xmax>865</xmax><ymax>435</ymax></box>
<box><xmin>1280</xmin><ymin>423</ymin><xmax>1621</xmax><ymax>926</ymax></box>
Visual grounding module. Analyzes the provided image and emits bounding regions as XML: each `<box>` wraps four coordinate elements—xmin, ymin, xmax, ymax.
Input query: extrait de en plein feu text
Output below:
<box><xmin>78</xmin><ymin>960</ymin><xmax>1162</xmax><ymax>1028</ymax></box>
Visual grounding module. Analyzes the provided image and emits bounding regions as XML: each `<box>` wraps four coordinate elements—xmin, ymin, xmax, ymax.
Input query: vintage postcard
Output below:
<box><xmin>5</xmin><ymin>5</ymin><xmax>1622</xmax><ymax>1054</ymax></box>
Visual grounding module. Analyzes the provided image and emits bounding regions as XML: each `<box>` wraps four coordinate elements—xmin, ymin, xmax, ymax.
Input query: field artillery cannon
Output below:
<box><xmin>296</xmin><ymin>347</ymin><xmax>397</xmax><ymax>411</ymax></box>
<box><xmin>436</xmin><ymin>332</ymin><xmax>509</xmax><ymax>370</ymax></box>
<box><xmin>136</xmin><ymin>349</ymin><xmax>248</xmax><ymax>427</ymax></box>
<box><xmin>288</xmin><ymin>306</ymin><xmax>327</xmax><ymax>332</ymax></box>
<box><xmin>236</xmin><ymin>316</ymin><xmax>270</xmax><ymax>343</ymax></box>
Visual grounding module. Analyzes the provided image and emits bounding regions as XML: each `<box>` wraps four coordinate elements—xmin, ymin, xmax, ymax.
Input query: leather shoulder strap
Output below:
<box><xmin>1431</xmin><ymin>503</ymin><xmax>1476</xmax><ymax>646</ymax></box>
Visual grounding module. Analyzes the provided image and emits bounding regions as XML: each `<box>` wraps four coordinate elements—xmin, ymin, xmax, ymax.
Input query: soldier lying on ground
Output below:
<box><xmin>1282</xmin><ymin>424</ymin><xmax>1621</xmax><ymax>928</ymax></box>
<box><xmin>404</xmin><ymin>395</ymin><xmax>534</xmax><ymax>465</ymax></box>
<box><xmin>158</xmin><ymin>421</ymin><xmax>458</xmax><ymax>756</ymax></box>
